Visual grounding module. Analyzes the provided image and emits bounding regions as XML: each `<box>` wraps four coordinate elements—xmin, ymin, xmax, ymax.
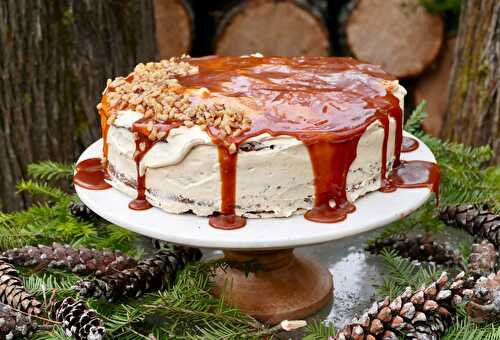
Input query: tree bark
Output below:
<box><xmin>0</xmin><ymin>0</ymin><xmax>157</xmax><ymax>211</ymax></box>
<box><xmin>215</xmin><ymin>0</ymin><xmax>331</xmax><ymax>57</ymax></box>
<box><xmin>442</xmin><ymin>0</ymin><xmax>499</xmax><ymax>163</ymax></box>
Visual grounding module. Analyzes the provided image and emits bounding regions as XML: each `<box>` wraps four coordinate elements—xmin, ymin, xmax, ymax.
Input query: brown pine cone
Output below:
<box><xmin>466</xmin><ymin>271</ymin><xmax>500</xmax><ymax>323</ymax></box>
<box><xmin>467</xmin><ymin>240</ymin><xmax>497</xmax><ymax>276</ymax></box>
<box><xmin>0</xmin><ymin>304</ymin><xmax>51</xmax><ymax>339</ymax></box>
<box><xmin>0</xmin><ymin>258</ymin><xmax>41</xmax><ymax>315</ymax></box>
<box><xmin>2</xmin><ymin>243</ymin><xmax>137</xmax><ymax>276</ymax></box>
<box><xmin>335</xmin><ymin>271</ymin><xmax>476</xmax><ymax>340</ymax></box>
<box><xmin>367</xmin><ymin>234</ymin><xmax>462</xmax><ymax>267</ymax></box>
<box><xmin>74</xmin><ymin>247</ymin><xmax>202</xmax><ymax>301</ymax></box>
<box><xmin>440</xmin><ymin>204</ymin><xmax>500</xmax><ymax>248</ymax></box>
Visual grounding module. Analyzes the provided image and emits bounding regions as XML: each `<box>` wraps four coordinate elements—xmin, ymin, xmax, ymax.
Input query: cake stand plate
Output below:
<box><xmin>75</xmin><ymin>132</ymin><xmax>436</xmax><ymax>324</ymax></box>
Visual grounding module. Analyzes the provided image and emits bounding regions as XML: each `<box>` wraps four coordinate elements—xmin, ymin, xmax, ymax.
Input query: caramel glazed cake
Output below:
<box><xmin>96</xmin><ymin>54</ymin><xmax>409</xmax><ymax>229</ymax></box>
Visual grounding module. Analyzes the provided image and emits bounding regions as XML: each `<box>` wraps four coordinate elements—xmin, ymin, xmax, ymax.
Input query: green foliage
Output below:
<box><xmin>0</xmin><ymin>162</ymin><xmax>139</xmax><ymax>252</ymax></box>
<box><xmin>443</xmin><ymin>306</ymin><xmax>500</xmax><ymax>340</ymax></box>
<box><xmin>419</xmin><ymin>0</ymin><xmax>462</xmax><ymax>32</ymax></box>
<box><xmin>376</xmin><ymin>249</ymin><xmax>442</xmax><ymax>298</ymax></box>
<box><xmin>303</xmin><ymin>320</ymin><xmax>336</xmax><ymax>340</ymax></box>
<box><xmin>420</xmin><ymin>0</ymin><xmax>461</xmax><ymax>14</ymax></box>
<box><xmin>404</xmin><ymin>100</ymin><xmax>428</xmax><ymax>135</ymax></box>
<box><xmin>27</xmin><ymin>161</ymin><xmax>74</xmax><ymax>181</ymax></box>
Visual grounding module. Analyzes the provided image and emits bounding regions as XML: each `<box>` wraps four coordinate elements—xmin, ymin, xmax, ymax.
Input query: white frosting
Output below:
<box><xmin>114</xmin><ymin>110</ymin><xmax>143</xmax><ymax>128</ymax></box>
<box><xmin>106</xmin><ymin>83</ymin><xmax>406</xmax><ymax>218</ymax></box>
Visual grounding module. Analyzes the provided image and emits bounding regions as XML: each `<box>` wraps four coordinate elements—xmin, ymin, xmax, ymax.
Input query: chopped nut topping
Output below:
<box><xmin>101</xmin><ymin>56</ymin><xmax>251</xmax><ymax>146</ymax></box>
<box><xmin>228</xmin><ymin>143</ymin><xmax>237</xmax><ymax>154</ymax></box>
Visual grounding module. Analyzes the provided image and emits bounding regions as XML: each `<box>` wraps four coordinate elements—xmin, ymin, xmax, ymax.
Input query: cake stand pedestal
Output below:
<box><xmin>212</xmin><ymin>249</ymin><xmax>332</xmax><ymax>324</ymax></box>
<box><xmin>75</xmin><ymin>132</ymin><xmax>436</xmax><ymax>324</ymax></box>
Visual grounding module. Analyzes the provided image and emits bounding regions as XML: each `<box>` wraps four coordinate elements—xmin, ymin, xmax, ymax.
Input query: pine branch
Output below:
<box><xmin>420</xmin><ymin>0</ymin><xmax>462</xmax><ymax>14</ymax></box>
<box><xmin>27</xmin><ymin>161</ymin><xmax>74</xmax><ymax>181</ymax></box>
<box><xmin>404</xmin><ymin>100</ymin><xmax>428</xmax><ymax>134</ymax></box>
<box><xmin>303</xmin><ymin>320</ymin><xmax>336</xmax><ymax>340</ymax></box>
<box><xmin>442</xmin><ymin>306</ymin><xmax>500</xmax><ymax>340</ymax></box>
<box><xmin>376</xmin><ymin>249</ymin><xmax>442</xmax><ymax>298</ymax></box>
<box><xmin>23</xmin><ymin>273</ymin><xmax>82</xmax><ymax>300</ymax></box>
<box><xmin>17</xmin><ymin>180</ymin><xmax>70</xmax><ymax>201</ymax></box>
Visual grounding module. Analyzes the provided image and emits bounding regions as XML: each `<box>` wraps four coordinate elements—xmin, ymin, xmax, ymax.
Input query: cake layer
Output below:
<box><xmin>106</xmin><ymin>117</ymin><xmax>398</xmax><ymax>218</ymax></box>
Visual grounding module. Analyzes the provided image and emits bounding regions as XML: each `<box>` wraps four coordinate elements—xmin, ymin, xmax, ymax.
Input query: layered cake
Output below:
<box><xmin>92</xmin><ymin>55</ymin><xmax>410</xmax><ymax>229</ymax></box>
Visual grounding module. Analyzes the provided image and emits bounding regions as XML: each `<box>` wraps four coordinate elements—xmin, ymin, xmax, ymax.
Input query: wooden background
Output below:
<box><xmin>0</xmin><ymin>0</ymin><xmax>498</xmax><ymax>211</ymax></box>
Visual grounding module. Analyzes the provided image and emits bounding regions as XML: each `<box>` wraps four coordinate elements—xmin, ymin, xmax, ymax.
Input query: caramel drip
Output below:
<box><xmin>73</xmin><ymin>158</ymin><xmax>111</xmax><ymax>190</ymax></box>
<box><xmin>208</xmin><ymin>146</ymin><xmax>246</xmax><ymax>230</ymax></box>
<box><xmin>128</xmin><ymin>132</ymin><xmax>153</xmax><ymax>211</ymax></box>
<box><xmin>378</xmin><ymin>114</ymin><xmax>395</xmax><ymax>192</ymax></box>
<box><xmin>128</xmin><ymin>119</ymin><xmax>183</xmax><ymax>211</ymax></box>
<box><xmin>389</xmin><ymin>160</ymin><xmax>440</xmax><ymax>204</ymax></box>
<box><xmin>391</xmin><ymin>106</ymin><xmax>404</xmax><ymax>167</ymax></box>
<box><xmin>401</xmin><ymin>136</ymin><xmax>419</xmax><ymax>153</ymax></box>
<box><xmin>98</xmin><ymin>95</ymin><xmax>111</xmax><ymax>161</ymax></box>
<box><xmin>304</xmin><ymin>139</ymin><xmax>358</xmax><ymax>223</ymax></box>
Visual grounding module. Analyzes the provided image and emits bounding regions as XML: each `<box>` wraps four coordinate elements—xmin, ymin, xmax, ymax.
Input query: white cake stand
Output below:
<box><xmin>75</xmin><ymin>132</ymin><xmax>436</xmax><ymax>324</ymax></box>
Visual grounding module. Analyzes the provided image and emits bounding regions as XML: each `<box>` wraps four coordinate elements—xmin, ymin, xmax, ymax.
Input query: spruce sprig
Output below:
<box><xmin>17</xmin><ymin>180</ymin><xmax>69</xmax><ymax>201</ymax></box>
<box><xmin>404</xmin><ymin>100</ymin><xmax>427</xmax><ymax>134</ymax></box>
<box><xmin>376</xmin><ymin>249</ymin><xmax>442</xmax><ymax>298</ymax></box>
<box><xmin>303</xmin><ymin>320</ymin><xmax>337</xmax><ymax>340</ymax></box>
<box><xmin>442</xmin><ymin>306</ymin><xmax>500</xmax><ymax>340</ymax></box>
<box><xmin>27</xmin><ymin>161</ymin><xmax>74</xmax><ymax>181</ymax></box>
<box><xmin>0</xmin><ymin>164</ymin><xmax>139</xmax><ymax>252</ymax></box>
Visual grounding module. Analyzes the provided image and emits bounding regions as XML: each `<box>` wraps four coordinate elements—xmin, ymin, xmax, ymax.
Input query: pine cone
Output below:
<box><xmin>440</xmin><ymin>204</ymin><xmax>500</xmax><ymax>248</ymax></box>
<box><xmin>335</xmin><ymin>271</ymin><xmax>476</xmax><ymax>340</ymax></box>
<box><xmin>69</xmin><ymin>202</ymin><xmax>96</xmax><ymax>220</ymax></box>
<box><xmin>0</xmin><ymin>258</ymin><xmax>41</xmax><ymax>315</ymax></box>
<box><xmin>2</xmin><ymin>243</ymin><xmax>137</xmax><ymax>276</ymax></box>
<box><xmin>467</xmin><ymin>240</ymin><xmax>497</xmax><ymax>276</ymax></box>
<box><xmin>466</xmin><ymin>271</ymin><xmax>500</xmax><ymax>323</ymax></box>
<box><xmin>50</xmin><ymin>297</ymin><xmax>105</xmax><ymax>340</ymax></box>
<box><xmin>0</xmin><ymin>305</ymin><xmax>47</xmax><ymax>339</ymax></box>
<box><xmin>74</xmin><ymin>247</ymin><xmax>202</xmax><ymax>301</ymax></box>
<box><xmin>367</xmin><ymin>234</ymin><xmax>462</xmax><ymax>267</ymax></box>
<box><xmin>151</xmin><ymin>238</ymin><xmax>169</xmax><ymax>249</ymax></box>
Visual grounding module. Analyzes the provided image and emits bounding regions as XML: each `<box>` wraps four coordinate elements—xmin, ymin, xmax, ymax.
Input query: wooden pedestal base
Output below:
<box><xmin>212</xmin><ymin>249</ymin><xmax>333</xmax><ymax>325</ymax></box>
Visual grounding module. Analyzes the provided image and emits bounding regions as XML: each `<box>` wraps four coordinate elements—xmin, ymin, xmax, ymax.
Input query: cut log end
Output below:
<box><xmin>215</xmin><ymin>0</ymin><xmax>330</xmax><ymax>57</ymax></box>
<box><xmin>346</xmin><ymin>0</ymin><xmax>444</xmax><ymax>78</ymax></box>
<box><xmin>154</xmin><ymin>0</ymin><xmax>193</xmax><ymax>59</ymax></box>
